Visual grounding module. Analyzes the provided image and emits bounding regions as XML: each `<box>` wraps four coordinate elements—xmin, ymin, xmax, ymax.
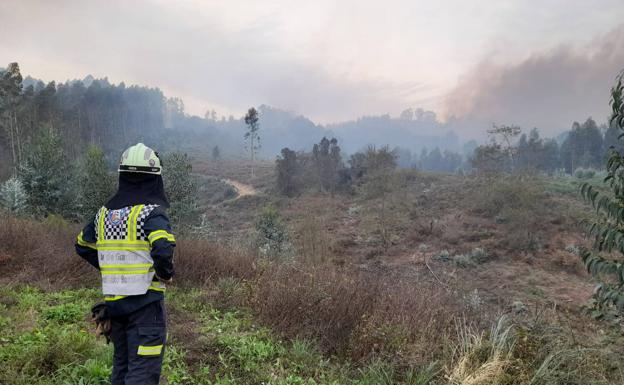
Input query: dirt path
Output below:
<box><xmin>223</xmin><ymin>178</ymin><xmax>257</xmax><ymax>198</ymax></box>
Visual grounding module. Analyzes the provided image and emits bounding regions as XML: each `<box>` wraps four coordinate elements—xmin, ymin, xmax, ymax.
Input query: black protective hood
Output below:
<box><xmin>105</xmin><ymin>172</ymin><xmax>170</xmax><ymax>209</ymax></box>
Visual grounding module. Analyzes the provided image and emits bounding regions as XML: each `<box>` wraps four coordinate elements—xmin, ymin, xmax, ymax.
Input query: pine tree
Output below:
<box><xmin>0</xmin><ymin>176</ymin><xmax>28</xmax><ymax>214</ymax></box>
<box><xmin>78</xmin><ymin>145</ymin><xmax>115</xmax><ymax>219</ymax></box>
<box><xmin>162</xmin><ymin>152</ymin><xmax>198</xmax><ymax>227</ymax></box>
<box><xmin>19</xmin><ymin>127</ymin><xmax>73</xmax><ymax>216</ymax></box>
<box><xmin>255</xmin><ymin>204</ymin><xmax>291</xmax><ymax>259</ymax></box>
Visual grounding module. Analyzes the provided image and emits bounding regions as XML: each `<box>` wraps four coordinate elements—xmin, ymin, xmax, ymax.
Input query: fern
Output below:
<box><xmin>580</xmin><ymin>70</ymin><xmax>624</xmax><ymax>320</ymax></box>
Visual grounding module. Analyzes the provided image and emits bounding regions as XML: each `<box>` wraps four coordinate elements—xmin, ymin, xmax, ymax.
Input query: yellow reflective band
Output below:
<box><xmin>76</xmin><ymin>231</ymin><xmax>97</xmax><ymax>249</ymax></box>
<box><xmin>104</xmin><ymin>295</ymin><xmax>127</xmax><ymax>301</ymax></box>
<box><xmin>97</xmin><ymin>239</ymin><xmax>149</xmax><ymax>245</ymax></box>
<box><xmin>103</xmin><ymin>287</ymin><xmax>164</xmax><ymax>301</ymax></box>
<box><xmin>148</xmin><ymin>230</ymin><xmax>176</xmax><ymax>244</ymax></box>
<box><xmin>98</xmin><ymin>207</ymin><xmax>107</xmax><ymax>242</ymax></box>
<box><xmin>101</xmin><ymin>270</ymin><xmax>151</xmax><ymax>275</ymax></box>
<box><xmin>96</xmin><ymin>244</ymin><xmax>150</xmax><ymax>251</ymax></box>
<box><xmin>128</xmin><ymin>205</ymin><xmax>143</xmax><ymax>241</ymax></box>
<box><xmin>100</xmin><ymin>263</ymin><xmax>152</xmax><ymax>269</ymax></box>
<box><xmin>149</xmin><ymin>281</ymin><xmax>167</xmax><ymax>291</ymax></box>
<box><xmin>137</xmin><ymin>344</ymin><xmax>163</xmax><ymax>356</ymax></box>
<box><xmin>149</xmin><ymin>284</ymin><xmax>166</xmax><ymax>292</ymax></box>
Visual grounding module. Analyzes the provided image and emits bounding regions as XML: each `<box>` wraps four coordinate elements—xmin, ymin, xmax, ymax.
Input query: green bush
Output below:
<box><xmin>574</xmin><ymin>167</ymin><xmax>597</xmax><ymax>179</ymax></box>
<box><xmin>77</xmin><ymin>145</ymin><xmax>115</xmax><ymax>220</ymax></box>
<box><xmin>42</xmin><ymin>303</ymin><xmax>86</xmax><ymax>325</ymax></box>
<box><xmin>255</xmin><ymin>204</ymin><xmax>293</xmax><ymax>259</ymax></box>
<box><xmin>0</xmin><ymin>176</ymin><xmax>29</xmax><ymax>214</ymax></box>
<box><xmin>449</xmin><ymin>248</ymin><xmax>490</xmax><ymax>268</ymax></box>
<box><xmin>163</xmin><ymin>152</ymin><xmax>200</xmax><ymax>227</ymax></box>
<box><xmin>19</xmin><ymin>128</ymin><xmax>78</xmax><ymax>217</ymax></box>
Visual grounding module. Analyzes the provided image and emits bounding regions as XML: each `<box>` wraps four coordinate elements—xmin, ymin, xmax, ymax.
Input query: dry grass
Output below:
<box><xmin>447</xmin><ymin>316</ymin><xmax>515</xmax><ymax>385</ymax></box>
<box><xmin>250</xmin><ymin>262</ymin><xmax>477</xmax><ymax>363</ymax></box>
<box><xmin>2</xmin><ymin>211</ymin><xmax>618</xmax><ymax>383</ymax></box>
<box><xmin>0</xmin><ymin>214</ymin><xmax>97</xmax><ymax>289</ymax></box>
<box><xmin>0</xmin><ymin>213</ymin><xmax>478</xmax><ymax>367</ymax></box>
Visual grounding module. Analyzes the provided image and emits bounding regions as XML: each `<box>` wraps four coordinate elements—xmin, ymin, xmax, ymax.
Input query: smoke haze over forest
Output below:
<box><xmin>2</xmin><ymin>0</ymin><xmax>624</xmax><ymax>141</ymax></box>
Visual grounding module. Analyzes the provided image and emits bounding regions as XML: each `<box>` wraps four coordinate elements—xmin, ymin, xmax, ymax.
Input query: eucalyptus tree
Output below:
<box><xmin>244</xmin><ymin>107</ymin><xmax>260</xmax><ymax>179</ymax></box>
<box><xmin>580</xmin><ymin>70</ymin><xmax>624</xmax><ymax>320</ymax></box>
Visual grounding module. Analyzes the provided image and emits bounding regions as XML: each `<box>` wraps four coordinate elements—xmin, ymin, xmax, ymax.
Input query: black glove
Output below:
<box><xmin>91</xmin><ymin>302</ymin><xmax>112</xmax><ymax>344</ymax></box>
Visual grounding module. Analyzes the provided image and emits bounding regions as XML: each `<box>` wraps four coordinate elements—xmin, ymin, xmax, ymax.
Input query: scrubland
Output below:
<box><xmin>1</xmin><ymin>164</ymin><xmax>623</xmax><ymax>385</ymax></box>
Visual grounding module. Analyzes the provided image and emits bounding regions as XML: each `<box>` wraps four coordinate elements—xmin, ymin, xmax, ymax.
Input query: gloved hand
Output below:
<box><xmin>156</xmin><ymin>275</ymin><xmax>173</xmax><ymax>284</ymax></box>
<box><xmin>91</xmin><ymin>302</ymin><xmax>111</xmax><ymax>344</ymax></box>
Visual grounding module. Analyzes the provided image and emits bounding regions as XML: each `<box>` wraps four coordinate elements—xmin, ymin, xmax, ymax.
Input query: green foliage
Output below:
<box><xmin>580</xmin><ymin>69</ymin><xmax>624</xmax><ymax>320</ymax></box>
<box><xmin>19</xmin><ymin>128</ymin><xmax>77</xmax><ymax>217</ymax></box>
<box><xmin>574</xmin><ymin>167</ymin><xmax>597</xmax><ymax>179</ymax></box>
<box><xmin>561</xmin><ymin>118</ymin><xmax>604</xmax><ymax>173</ymax></box>
<box><xmin>515</xmin><ymin>128</ymin><xmax>559</xmax><ymax>172</ymax></box>
<box><xmin>244</xmin><ymin>107</ymin><xmax>261</xmax><ymax>178</ymax></box>
<box><xmin>276</xmin><ymin>147</ymin><xmax>301</xmax><ymax>196</ymax></box>
<box><xmin>0</xmin><ymin>176</ymin><xmax>28</xmax><ymax>214</ymax></box>
<box><xmin>450</xmin><ymin>248</ymin><xmax>489</xmax><ymax>268</ymax></box>
<box><xmin>355</xmin><ymin>360</ymin><xmax>394</xmax><ymax>385</ymax></box>
<box><xmin>275</xmin><ymin>137</ymin><xmax>346</xmax><ymax>196</ymax></box>
<box><xmin>417</xmin><ymin>147</ymin><xmax>463</xmax><ymax>173</ymax></box>
<box><xmin>163</xmin><ymin>152</ymin><xmax>199</xmax><ymax>227</ymax></box>
<box><xmin>255</xmin><ymin>204</ymin><xmax>292</xmax><ymax>259</ymax></box>
<box><xmin>0</xmin><ymin>63</ymin><xmax>24</xmax><ymax>169</ymax></box>
<box><xmin>77</xmin><ymin>145</ymin><xmax>115</xmax><ymax>219</ymax></box>
<box><xmin>42</xmin><ymin>303</ymin><xmax>86</xmax><ymax>325</ymax></box>
<box><xmin>312</xmin><ymin>137</ymin><xmax>343</xmax><ymax>193</ymax></box>
<box><xmin>349</xmin><ymin>145</ymin><xmax>397</xmax><ymax>180</ymax></box>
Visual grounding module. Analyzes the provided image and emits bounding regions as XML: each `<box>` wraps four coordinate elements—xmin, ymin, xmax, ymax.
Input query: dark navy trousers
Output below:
<box><xmin>109</xmin><ymin>300</ymin><xmax>167</xmax><ymax>385</ymax></box>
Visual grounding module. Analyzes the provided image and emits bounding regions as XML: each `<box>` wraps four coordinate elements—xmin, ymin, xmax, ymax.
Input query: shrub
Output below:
<box><xmin>254</xmin><ymin>205</ymin><xmax>293</xmax><ymax>260</ymax></box>
<box><xmin>0</xmin><ymin>176</ymin><xmax>28</xmax><ymax>214</ymax></box>
<box><xmin>19</xmin><ymin>128</ymin><xmax>77</xmax><ymax>217</ymax></box>
<box><xmin>574</xmin><ymin>167</ymin><xmax>597</xmax><ymax>179</ymax></box>
<box><xmin>77</xmin><ymin>145</ymin><xmax>115</xmax><ymax>219</ymax></box>
<box><xmin>163</xmin><ymin>152</ymin><xmax>200</xmax><ymax>227</ymax></box>
<box><xmin>251</xmin><ymin>263</ymin><xmax>472</xmax><ymax>363</ymax></box>
<box><xmin>472</xmin><ymin>176</ymin><xmax>546</xmax><ymax>251</ymax></box>
<box><xmin>293</xmin><ymin>215</ymin><xmax>333</xmax><ymax>264</ymax></box>
<box><xmin>449</xmin><ymin>248</ymin><xmax>490</xmax><ymax>268</ymax></box>
<box><xmin>472</xmin><ymin>176</ymin><xmax>543</xmax><ymax>218</ymax></box>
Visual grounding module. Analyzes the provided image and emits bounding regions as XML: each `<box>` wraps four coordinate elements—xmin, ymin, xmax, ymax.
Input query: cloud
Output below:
<box><xmin>445</xmin><ymin>24</ymin><xmax>624</xmax><ymax>136</ymax></box>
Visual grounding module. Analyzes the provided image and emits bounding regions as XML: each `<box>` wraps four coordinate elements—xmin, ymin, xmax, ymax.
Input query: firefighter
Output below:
<box><xmin>76</xmin><ymin>143</ymin><xmax>175</xmax><ymax>385</ymax></box>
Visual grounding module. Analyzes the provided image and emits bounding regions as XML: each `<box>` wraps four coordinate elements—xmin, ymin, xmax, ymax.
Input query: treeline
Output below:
<box><xmin>0</xmin><ymin>62</ymin><xmax>218</xmax><ymax>180</ymax></box>
<box><xmin>394</xmin><ymin>146</ymin><xmax>467</xmax><ymax>172</ymax></box>
<box><xmin>275</xmin><ymin>137</ymin><xmax>397</xmax><ymax>196</ymax></box>
<box><xmin>472</xmin><ymin>118</ymin><xmax>620</xmax><ymax>174</ymax></box>
<box><xmin>0</xmin><ymin>126</ymin><xmax>197</xmax><ymax>228</ymax></box>
<box><xmin>0</xmin><ymin>63</ymin><xmax>174</xmax><ymax>170</ymax></box>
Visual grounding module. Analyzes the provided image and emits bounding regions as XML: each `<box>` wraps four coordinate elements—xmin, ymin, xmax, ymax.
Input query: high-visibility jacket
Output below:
<box><xmin>76</xmin><ymin>204</ymin><xmax>175</xmax><ymax>305</ymax></box>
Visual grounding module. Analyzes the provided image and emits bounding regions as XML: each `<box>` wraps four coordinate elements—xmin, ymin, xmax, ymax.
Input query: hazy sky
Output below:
<box><xmin>1</xmin><ymin>0</ymin><xmax>624</xmax><ymax>134</ymax></box>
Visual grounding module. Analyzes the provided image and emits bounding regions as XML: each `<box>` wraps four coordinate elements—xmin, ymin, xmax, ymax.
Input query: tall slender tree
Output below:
<box><xmin>244</xmin><ymin>107</ymin><xmax>260</xmax><ymax>179</ymax></box>
<box><xmin>0</xmin><ymin>63</ymin><xmax>23</xmax><ymax>170</ymax></box>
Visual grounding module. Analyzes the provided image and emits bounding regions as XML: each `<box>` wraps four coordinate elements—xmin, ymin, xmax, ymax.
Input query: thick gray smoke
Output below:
<box><xmin>446</xmin><ymin>24</ymin><xmax>624</xmax><ymax>136</ymax></box>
